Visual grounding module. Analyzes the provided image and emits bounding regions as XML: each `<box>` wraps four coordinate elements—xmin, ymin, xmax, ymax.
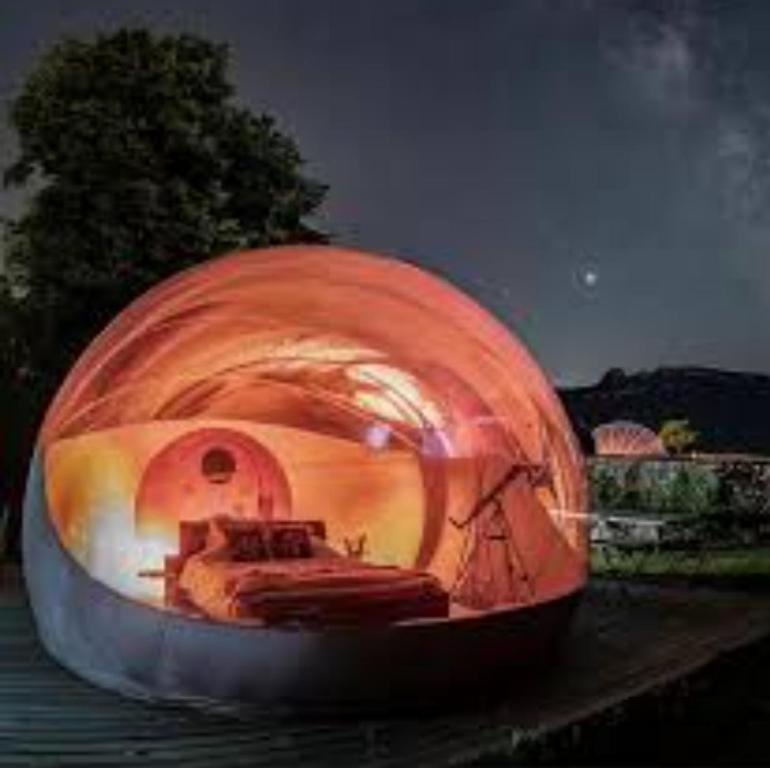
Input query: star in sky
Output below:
<box><xmin>574</xmin><ymin>263</ymin><xmax>600</xmax><ymax>297</ymax></box>
<box><xmin>582</xmin><ymin>268</ymin><xmax>599</xmax><ymax>288</ymax></box>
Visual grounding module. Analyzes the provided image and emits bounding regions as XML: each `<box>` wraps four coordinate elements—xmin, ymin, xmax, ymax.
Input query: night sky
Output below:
<box><xmin>3</xmin><ymin>1</ymin><xmax>770</xmax><ymax>386</ymax></box>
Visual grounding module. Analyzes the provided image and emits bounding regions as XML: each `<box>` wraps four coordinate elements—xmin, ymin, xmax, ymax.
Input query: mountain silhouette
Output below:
<box><xmin>558</xmin><ymin>367</ymin><xmax>770</xmax><ymax>456</ymax></box>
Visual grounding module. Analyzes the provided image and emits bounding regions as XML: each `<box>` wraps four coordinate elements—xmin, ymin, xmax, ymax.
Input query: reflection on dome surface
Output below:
<box><xmin>41</xmin><ymin>246</ymin><xmax>587</xmax><ymax>627</ymax></box>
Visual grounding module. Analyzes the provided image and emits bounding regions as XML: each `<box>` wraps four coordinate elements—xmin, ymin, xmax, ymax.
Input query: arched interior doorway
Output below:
<box><xmin>135</xmin><ymin>427</ymin><xmax>292</xmax><ymax>546</ymax></box>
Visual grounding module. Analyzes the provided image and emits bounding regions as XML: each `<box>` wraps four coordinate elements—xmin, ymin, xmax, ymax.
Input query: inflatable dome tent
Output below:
<box><xmin>592</xmin><ymin>421</ymin><xmax>667</xmax><ymax>458</ymax></box>
<box><xmin>23</xmin><ymin>246</ymin><xmax>587</xmax><ymax>710</ymax></box>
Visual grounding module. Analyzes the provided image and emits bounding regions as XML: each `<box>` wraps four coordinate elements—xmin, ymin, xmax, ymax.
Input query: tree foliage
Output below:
<box><xmin>659</xmin><ymin>418</ymin><xmax>699</xmax><ymax>455</ymax></box>
<box><xmin>0</xmin><ymin>28</ymin><xmax>328</xmax><ymax>551</ymax></box>
<box><xmin>4</xmin><ymin>28</ymin><xmax>327</xmax><ymax>369</ymax></box>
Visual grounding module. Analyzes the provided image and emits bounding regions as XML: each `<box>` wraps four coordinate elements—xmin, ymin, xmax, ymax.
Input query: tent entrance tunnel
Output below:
<box><xmin>23</xmin><ymin>246</ymin><xmax>588</xmax><ymax>708</ymax></box>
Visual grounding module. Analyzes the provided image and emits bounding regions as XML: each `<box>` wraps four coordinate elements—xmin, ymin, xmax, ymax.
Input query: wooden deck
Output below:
<box><xmin>3</xmin><ymin>571</ymin><xmax>770</xmax><ymax>767</ymax></box>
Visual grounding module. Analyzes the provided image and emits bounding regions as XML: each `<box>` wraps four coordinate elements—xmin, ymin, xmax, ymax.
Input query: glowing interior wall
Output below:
<box><xmin>40</xmin><ymin>246</ymin><xmax>588</xmax><ymax>624</ymax></box>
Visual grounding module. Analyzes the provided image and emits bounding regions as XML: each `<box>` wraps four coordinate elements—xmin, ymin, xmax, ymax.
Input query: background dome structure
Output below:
<box><xmin>24</xmin><ymin>245</ymin><xmax>587</xmax><ymax>709</ymax></box>
<box><xmin>592</xmin><ymin>421</ymin><xmax>667</xmax><ymax>457</ymax></box>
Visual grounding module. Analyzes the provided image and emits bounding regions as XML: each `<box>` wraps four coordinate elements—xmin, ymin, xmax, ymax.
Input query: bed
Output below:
<box><xmin>168</xmin><ymin>517</ymin><xmax>449</xmax><ymax>626</ymax></box>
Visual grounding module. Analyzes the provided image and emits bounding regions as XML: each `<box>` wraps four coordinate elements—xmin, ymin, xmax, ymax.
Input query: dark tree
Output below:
<box><xmin>0</xmin><ymin>29</ymin><xmax>328</xmax><ymax>554</ymax></box>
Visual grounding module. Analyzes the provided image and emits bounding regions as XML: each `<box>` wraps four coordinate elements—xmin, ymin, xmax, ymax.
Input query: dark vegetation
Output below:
<box><xmin>589</xmin><ymin>457</ymin><xmax>770</xmax><ymax>586</ymax></box>
<box><xmin>0</xmin><ymin>28</ymin><xmax>328</xmax><ymax>556</ymax></box>
<box><xmin>590</xmin><ymin>457</ymin><xmax>770</xmax><ymax>517</ymax></box>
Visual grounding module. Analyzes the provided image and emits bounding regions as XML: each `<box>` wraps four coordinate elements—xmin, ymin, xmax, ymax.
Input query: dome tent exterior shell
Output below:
<box><xmin>592</xmin><ymin>421</ymin><xmax>667</xmax><ymax>458</ymax></box>
<box><xmin>24</xmin><ymin>245</ymin><xmax>588</xmax><ymax>709</ymax></box>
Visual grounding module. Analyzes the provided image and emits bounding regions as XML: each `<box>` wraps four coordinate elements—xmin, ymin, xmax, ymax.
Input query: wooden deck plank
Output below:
<box><xmin>2</xmin><ymin>576</ymin><xmax>770</xmax><ymax>766</ymax></box>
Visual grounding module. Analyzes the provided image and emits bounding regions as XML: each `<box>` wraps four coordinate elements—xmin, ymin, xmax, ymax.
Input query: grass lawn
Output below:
<box><xmin>591</xmin><ymin>545</ymin><xmax>770</xmax><ymax>584</ymax></box>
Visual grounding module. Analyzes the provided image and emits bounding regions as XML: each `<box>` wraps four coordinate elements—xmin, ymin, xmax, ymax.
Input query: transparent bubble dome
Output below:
<box><xmin>592</xmin><ymin>421</ymin><xmax>667</xmax><ymax>457</ymax></box>
<box><xmin>39</xmin><ymin>245</ymin><xmax>588</xmax><ymax>627</ymax></box>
